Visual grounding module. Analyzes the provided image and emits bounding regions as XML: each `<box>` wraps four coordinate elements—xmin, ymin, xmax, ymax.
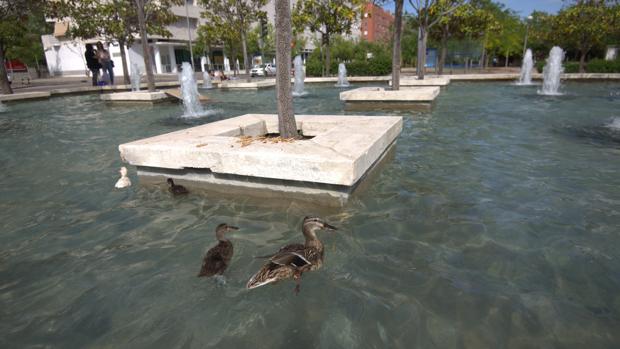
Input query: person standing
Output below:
<box><xmin>84</xmin><ymin>43</ymin><xmax>101</xmax><ymax>86</ymax></box>
<box><xmin>96</xmin><ymin>41</ymin><xmax>114</xmax><ymax>85</ymax></box>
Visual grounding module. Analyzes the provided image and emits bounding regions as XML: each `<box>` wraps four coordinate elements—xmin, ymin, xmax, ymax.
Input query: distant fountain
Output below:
<box><xmin>538</xmin><ymin>46</ymin><xmax>564</xmax><ymax>95</ymax></box>
<box><xmin>517</xmin><ymin>49</ymin><xmax>534</xmax><ymax>85</ymax></box>
<box><xmin>335</xmin><ymin>63</ymin><xmax>350</xmax><ymax>87</ymax></box>
<box><xmin>292</xmin><ymin>55</ymin><xmax>307</xmax><ymax>97</ymax></box>
<box><xmin>130</xmin><ymin>63</ymin><xmax>141</xmax><ymax>92</ymax></box>
<box><xmin>179</xmin><ymin>62</ymin><xmax>205</xmax><ymax>118</ymax></box>
<box><xmin>202</xmin><ymin>71</ymin><xmax>213</xmax><ymax>89</ymax></box>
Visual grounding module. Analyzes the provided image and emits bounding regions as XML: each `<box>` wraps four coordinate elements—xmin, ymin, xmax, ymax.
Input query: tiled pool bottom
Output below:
<box><xmin>1</xmin><ymin>82</ymin><xmax>620</xmax><ymax>348</ymax></box>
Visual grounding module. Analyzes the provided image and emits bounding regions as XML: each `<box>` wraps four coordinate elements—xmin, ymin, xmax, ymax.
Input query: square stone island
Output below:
<box><xmin>100</xmin><ymin>91</ymin><xmax>173</xmax><ymax>103</ymax></box>
<box><xmin>340</xmin><ymin>86</ymin><xmax>440</xmax><ymax>111</ymax></box>
<box><xmin>389</xmin><ymin>76</ymin><xmax>451</xmax><ymax>87</ymax></box>
<box><xmin>119</xmin><ymin>114</ymin><xmax>403</xmax><ymax>205</ymax></box>
<box><xmin>219</xmin><ymin>79</ymin><xmax>276</xmax><ymax>89</ymax></box>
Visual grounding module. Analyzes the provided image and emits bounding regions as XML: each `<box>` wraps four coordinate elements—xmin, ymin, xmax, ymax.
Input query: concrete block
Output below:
<box><xmin>100</xmin><ymin>91</ymin><xmax>172</xmax><ymax>103</ymax></box>
<box><xmin>0</xmin><ymin>91</ymin><xmax>51</xmax><ymax>102</ymax></box>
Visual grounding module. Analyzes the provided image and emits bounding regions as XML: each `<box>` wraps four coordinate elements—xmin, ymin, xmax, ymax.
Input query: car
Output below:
<box><xmin>264</xmin><ymin>63</ymin><xmax>276</xmax><ymax>76</ymax></box>
<box><xmin>250</xmin><ymin>64</ymin><xmax>266</xmax><ymax>77</ymax></box>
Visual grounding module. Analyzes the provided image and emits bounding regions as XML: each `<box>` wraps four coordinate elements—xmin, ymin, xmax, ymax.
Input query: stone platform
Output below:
<box><xmin>219</xmin><ymin>79</ymin><xmax>276</xmax><ymax>89</ymax></box>
<box><xmin>390</xmin><ymin>77</ymin><xmax>450</xmax><ymax>87</ymax></box>
<box><xmin>340</xmin><ymin>86</ymin><xmax>440</xmax><ymax>111</ymax></box>
<box><xmin>119</xmin><ymin>114</ymin><xmax>402</xmax><ymax>205</ymax></box>
<box><xmin>0</xmin><ymin>91</ymin><xmax>51</xmax><ymax>102</ymax></box>
<box><xmin>100</xmin><ymin>91</ymin><xmax>172</xmax><ymax>103</ymax></box>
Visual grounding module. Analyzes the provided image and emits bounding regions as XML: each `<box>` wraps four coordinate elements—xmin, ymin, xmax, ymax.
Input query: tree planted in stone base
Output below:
<box><xmin>274</xmin><ymin>0</ymin><xmax>297</xmax><ymax>138</ymax></box>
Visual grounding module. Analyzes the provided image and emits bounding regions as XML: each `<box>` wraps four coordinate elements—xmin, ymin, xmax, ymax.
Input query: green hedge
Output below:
<box><xmin>306</xmin><ymin>55</ymin><xmax>392</xmax><ymax>77</ymax></box>
<box><xmin>536</xmin><ymin>59</ymin><xmax>619</xmax><ymax>73</ymax></box>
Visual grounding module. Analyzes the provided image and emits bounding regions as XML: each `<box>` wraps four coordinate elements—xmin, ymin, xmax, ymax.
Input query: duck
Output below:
<box><xmin>167</xmin><ymin>178</ymin><xmax>189</xmax><ymax>195</ymax></box>
<box><xmin>114</xmin><ymin>167</ymin><xmax>131</xmax><ymax>189</ymax></box>
<box><xmin>198</xmin><ymin>223</ymin><xmax>239</xmax><ymax>277</ymax></box>
<box><xmin>246</xmin><ymin>216</ymin><xmax>337</xmax><ymax>293</ymax></box>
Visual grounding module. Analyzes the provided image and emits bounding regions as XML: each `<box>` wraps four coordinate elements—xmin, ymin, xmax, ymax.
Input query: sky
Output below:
<box><xmin>397</xmin><ymin>0</ymin><xmax>565</xmax><ymax>18</ymax></box>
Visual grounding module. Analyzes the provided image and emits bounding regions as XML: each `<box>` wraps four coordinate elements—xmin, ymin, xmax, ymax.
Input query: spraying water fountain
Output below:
<box><xmin>517</xmin><ymin>49</ymin><xmax>534</xmax><ymax>85</ymax></box>
<box><xmin>130</xmin><ymin>63</ymin><xmax>141</xmax><ymax>92</ymax></box>
<box><xmin>335</xmin><ymin>63</ymin><xmax>350</xmax><ymax>87</ymax></box>
<box><xmin>179</xmin><ymin>62</ymin><xmax>206</xmax><ymax>118</ymax></box>
<box><xmin>292</xmin><ymin>55</ymin><xmax>307</xmax><ymax>97</ymax></box>
<box><xmin>538</xmin><ymin>46</ymin><xmax>564</xmax><ymax>95</ymax></box>
<box><xmin>202</xmin><ymin>71</ymin><xmax>213</xmax><ymax>89</ymax></box>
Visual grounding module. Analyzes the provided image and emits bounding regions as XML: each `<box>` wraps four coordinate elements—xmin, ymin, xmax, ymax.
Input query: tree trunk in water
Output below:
<box><xmin>579</xmin><ymin>50</ymin><xmax>586</xmax><ymax>73</ymax></box>
<box><xmin>391</xmin><ymin>0</ymin><xmax>404</xmax><ymax>90</ymax></box>
<box><xmin>241</xmin><ymin>30</ymin><xmax>250</xmax><ymax>75</ymax></box>
<box><xmin>416</xmin><ymin>25</ymin><xmax>426</xmax><ymax>79</ymax></box>
<box><xmin>0</xmin><ymin>44</ymin><xmax>13</xmax><ymax>94</ymax></box>
<box><xmin>274</xmin><ymin>0</ymin><xmax>297</xmax><ymax>138</ymax></box>
<box><xmin>325</xmin><ymin>33</ymin><xmax>331</xmax><ymax>76</ymax></box>
<box><xmin>119</xmin><ymin>39</ymin><xmax>130</xmax><ymax>84</ymax></box>
<box><xmin>438</xmin><ymin>25</ymin><xmax>448</xmax><ymax>75</ymax></box>
<box><xmin>136</xmin><ymin>1</ymin><xmax>155</xmax><ymax>92</ymax></box>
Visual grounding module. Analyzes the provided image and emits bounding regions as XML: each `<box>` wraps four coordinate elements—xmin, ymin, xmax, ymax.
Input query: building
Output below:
<box><xmin>41</xmin><ymin>1</ymin><xmax>216</xmax><ymax>78</ymax></box>
<box><xmin>360</xmin><ymin>3</ymin><xmax>394</xmax><ymax>43</ymax></box>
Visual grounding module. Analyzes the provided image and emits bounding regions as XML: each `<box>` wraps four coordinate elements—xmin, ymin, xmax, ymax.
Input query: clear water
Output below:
<box><xmin>1</xmin><ymin>82</ymin><xmax>620</xmax><ymax>348</ymax></box>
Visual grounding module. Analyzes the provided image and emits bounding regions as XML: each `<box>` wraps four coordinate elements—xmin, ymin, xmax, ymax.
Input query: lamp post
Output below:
<box><xmin>522</xmin><ymin>15</ymin><xmax>533</xmax><ymax>57</ymax></box>
<box><xmin>185</xmin><ymin>0</ymin><xmax>195</xmax><ymax>70</ymax></box>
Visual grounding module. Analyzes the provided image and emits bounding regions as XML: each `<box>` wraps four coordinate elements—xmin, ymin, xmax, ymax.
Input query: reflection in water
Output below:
<box><xmin>1</xmin><ymin>82</ymin><xmax>620</xmax><ymax>348</ymax></box>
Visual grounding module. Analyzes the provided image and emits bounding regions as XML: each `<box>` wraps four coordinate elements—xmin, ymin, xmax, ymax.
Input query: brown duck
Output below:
<box><xmin>198</xmin><ymin>223</ymin><xmax>239</xmax><ymax>277</ymax></box>
<box><xmin>167</xmin><ymin>178</ymin><xmax>189</xmax><ymax>195</ymax></box>
<box><xmin>246</xmin><ymin>216</ymin><xmax>337</xmax><ymax>292</ymax></box>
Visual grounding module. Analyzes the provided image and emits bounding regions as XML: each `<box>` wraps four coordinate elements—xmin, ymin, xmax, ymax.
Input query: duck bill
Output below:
<box><xmin>323</xmin><ymin>223</ymin><xmax>338</xmax><ymax>231</ymax></box>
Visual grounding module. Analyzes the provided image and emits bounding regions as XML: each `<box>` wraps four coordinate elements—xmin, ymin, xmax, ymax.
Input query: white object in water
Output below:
<box><xmin>518</xmin><ymin>49</ymin><xmax>534</xmax><ymax>85</ymax></box>
<box><xmin>115</xmin><ymin>167</ymin><xmax>131</xmax><ymax>189</ymax></box>
<box><xmin>292</xmin><ymin>55</ymin><xmax>306</xmax><ymax>97</ymax></box>
<box><xmin>130</xmin><ymin>63</ymin><xmax>141</xmax><ymax>92</ymax></box>
<box><xmin>335</xmin><ymin>63</ymin><xmax>350</xmax><ymax>87</ymax></box>
<box><xmin>607</xmin><ymin>117</ymin><xmax>620</xmax><ymax>131</ymax></box>
<box><xmin>0</xmin><ymin>101</ymin><xmax>7</xmax><ymax>112</ymax></box>
<box><xmin>202</xmin><ymin>71</ymin><xmax>213</xmax><ymax>89</ymax></box>
<box><xmin>539</xmin><ymin>46</ymin><xmax>564</xmax><ymax>95</ymax></box>
<box><xmin>179</xmin><ymin>62</ymin><xmax>205</xmax><ymax>117</ymax></box>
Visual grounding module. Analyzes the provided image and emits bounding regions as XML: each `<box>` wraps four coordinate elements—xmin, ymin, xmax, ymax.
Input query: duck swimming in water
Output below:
<box><xmin>198</xmin><ymin>223</ymin><xmax>239</xmax><ymax>277</ymax></box>
<box><xmin>167</xmin><ymin>178</ymin><xmax>188</xmax><ymax>195</ymax></box>
<box><xmin>114</xmin><ymin>167</ymin><xmax>131</xmax><ymax>189</ymax></box>
<box><xmin>246</xmin><ymin>216</ymin><xmax>337</xmax><ymax>293</ymax></box>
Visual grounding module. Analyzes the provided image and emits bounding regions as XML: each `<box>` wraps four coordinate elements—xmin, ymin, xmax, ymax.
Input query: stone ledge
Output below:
<box><xmin>219</xmin><ymin>79</ymin><xmax>276</xmax><ymax>89</ymax></box>
<box><xmin>0</xmin><ymin>91</ymin><xmax>51</xmax><ymax>102</ymax></box>
<box><xmin>100</xmin><ymin>91</ymin><xmax>172</xmax><ymax>103</ymax></box>
<box><xmin>119</xmin><ymin>114</ymin><xmax>402</xmax><ymax>187</ymax></box>
<box><xmin>390</xmin><ymin>77</ymin><xmax>450</xmax><ymax>86</ymax></box>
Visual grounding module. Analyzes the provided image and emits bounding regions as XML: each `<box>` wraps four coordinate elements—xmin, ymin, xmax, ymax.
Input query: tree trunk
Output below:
<box><xmin>416</xmin><ymin>25</ymin><xmax>426</xmax><ymax>79</ymax></box>
<box><xmin>136</xmin><ymin>0</ymin><xmax>155</xmax><ymax>92</ymax></box>
<box><xmin>438</xmin><ymin>24</ymin><xmax>448</xmax><ymax>75</ymax></box>
<box><xmin>0</xmin><ymin>43</ymin><xmax>13</xmax><ymax>94</ymax></box>
<box><xmin>231</xmin><ymin>46</ymin><xmax>237</xmax><ymax>76</ymax></box>
<box><xmin>391</xmin><ymin>0</ymin><xmax>404</xmax><ymax>90</ymax></box>
<box><xmin>579</xmin><ymin>50</ymin><xmax>587</xmax><ymax>73</ymax></box>
<box><xmin>274</xmin><ymin>0</ymin><xmax>297</xmax><ymax>138</ymax></box>
<box><xmin>505</xmin><ymin>49</ymin><xmax>509</xmax><ymax>67</ymax></box>
<box><xmin>241</xmin><ymin>29</ymin><xmax>250</xmax><ymax>75</ymax></box>
<box><xmin>324</xmin><ymin>33</ymin><xmax>331</xmax><ymax>77</ymax></box>
<box><xmin>119</xmin><ymin>39</ymin><xmax>130</xmax><ymax>84</ymax></box>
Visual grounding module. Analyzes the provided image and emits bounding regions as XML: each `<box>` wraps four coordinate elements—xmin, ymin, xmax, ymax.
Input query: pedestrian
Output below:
<box><xmin>84</xmin><ymin>43</ymin><xmax>101</xmax><ymax>86</ymax></box>
<box><xmin>96</xmin><ymin>41</ymin><xmax>114</xmax><ymax>85</ymax></box>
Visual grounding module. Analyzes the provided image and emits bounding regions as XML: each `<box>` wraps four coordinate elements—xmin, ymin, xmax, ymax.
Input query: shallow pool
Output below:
<box><xmin>1</xmin><ymin>82</ymin><xmax>620</xmax><ymax>348</ymax></box>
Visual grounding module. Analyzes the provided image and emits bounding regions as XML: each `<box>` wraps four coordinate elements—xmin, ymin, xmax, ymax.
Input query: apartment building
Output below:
<box><xmin>360</xmin><ymin>3</ymin><xmax>394</xmax><ymax>43</ymax></box>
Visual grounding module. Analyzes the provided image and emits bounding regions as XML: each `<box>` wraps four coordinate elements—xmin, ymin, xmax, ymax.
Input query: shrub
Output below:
<box><xmin>535</xmin><ymin>59</ymin><xmax>619</xmax><ymax>73</ymax></box>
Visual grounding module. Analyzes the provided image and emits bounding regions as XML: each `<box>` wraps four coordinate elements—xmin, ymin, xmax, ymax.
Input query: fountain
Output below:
<box><xmin>607</xmin><ymin>117</ymin><xmax>620</xmax><ymax>131</ymax></box>
<box><xmin>517</xmin><ymin>49</ymin><xmax>534</xmax><ymax>85</ymax></box>
<box><xmin>538</xmin><ymin>46</ymin><xmax>564</xmax><ymax>95</ymax></box>
<box><xmin>179</xmin><ymin>62</ymin><xmax>206</xmax><ymax>117</ymax></box>
<box><xmin>130</xmin><ymin>63</ymin><xmax>140</xmax><ymax>92</ymax></box>
<box><xmin>335</xmin><ymin>63</ymin><xmax>350</xmax><ymax>87</ymax></box>
<box><xmin>202</xmin><ymin>71</ymin><xmax>213</xmax><ymax>89</ymax></box>
<box><xmin>0</xmin><ymin>102</ymin><xmax>7</xmax><ymax>112</ymax></box>
<box><xmin>292</xmin><ymin>55</ymin><xmax>307</xmax><ymax>97</ymax></box>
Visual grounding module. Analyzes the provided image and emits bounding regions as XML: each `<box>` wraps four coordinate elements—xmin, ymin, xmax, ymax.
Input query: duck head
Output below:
<box><xmin>119</xmin><ymin>167</ymin><xmax>128</xmax><ymax>177</ymax></box>
<box><xmin>302</xmin><ymin>216</ymin><xmax>337</xmax><ymax>239</ymax></box>
<box><xmin>215</xmin><ymin>223</ymin><xmax>239</xmax><ymax>241</ymax></box>
<box><xmin>166</xmin><ymin>178</ymin><xmax>175</xmax><ymax>187</ymax></box>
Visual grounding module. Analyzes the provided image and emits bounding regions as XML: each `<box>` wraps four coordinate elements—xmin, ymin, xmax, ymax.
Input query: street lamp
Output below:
<box><xmin>522</xmin><ymin>15</ymin><xmax>533</xmax><ymax>57</ymax></box>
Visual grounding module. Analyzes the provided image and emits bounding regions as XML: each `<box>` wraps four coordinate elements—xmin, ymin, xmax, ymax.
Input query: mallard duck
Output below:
<box><xmin>167</xmin><ymin>178</ymin><xmax>188</xmax><ymax>195</ymax></box>
<box><xmin>246</xmin><ymin>216</ymin><xmax>337</xmax><ymax>293</ymax></box>
<box><xmin>198</xmin><ymin>223</ymin><xmax>239</xmax><ymax>277</ymax></box>
<box><xmin>114</xmin><ymin>167</ymin><xmax>131</xmax><ymax>189</ymax></box>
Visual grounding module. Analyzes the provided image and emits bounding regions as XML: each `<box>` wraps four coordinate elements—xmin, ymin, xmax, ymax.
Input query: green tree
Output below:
<box><xmin>199</xmin><ymin>0</ymin><xmax>267</xmax><ymax>75</ymax></box>
<box><xmin>247</xmin><ymin>22</ymin><xmax>275</xmax><ymax>62</ymax></box>
<box><xmin>0</xmin><ymin>0</ymin><xmax>47</xmax><ymax>94</ymax></box>
<box><xmin>392</xmin><ymin>0</ymin><xmax>404</xmax><ymax>89</ymax></box>
<box><xmin>292</xmin><ymin>0</ymin><xmax>365</xmax><ymax>76</ymax></box>
<box><xmin>196</xmin><ymin>12</ymin><xmax>243</xmax><ymax>74</ymax></box>
<box><xmin>553</xmin><ymin>0</ymin><xmax>617</xmax><ymax>72</ymax></box>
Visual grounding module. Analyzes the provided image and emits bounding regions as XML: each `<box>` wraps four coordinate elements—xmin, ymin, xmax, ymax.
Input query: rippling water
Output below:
<box><xmin>1</xmin><ymin>82</ymin><xmax>620</xmax><ymax>348</ymax></box>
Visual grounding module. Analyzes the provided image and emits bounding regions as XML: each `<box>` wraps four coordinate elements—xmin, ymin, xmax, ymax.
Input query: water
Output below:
<box><xmin>130</xmin><ymin>63</ymin><xmax>140</xmax><ymax>92</ymax></box>
<box><xmin>539</xmin><ymin>46</ymin><xmax>565</xmax><ymax>95</ymax></box>
<box><xmin>2</xmin><ymin>82</ymin><xmax>620</xmax><ymax>348</ymax></box>
<box><xmin>517</xmin><ymin>48</ymin><xmax>534</xmax><ymax>85</ymax></box>
<box><xmin>179</xmin><ymin>62</ymin><xmax>206</xmax><ymax>118</ymax></box>
<box><xmin>202</xmin><ymin>71</ymin><xmax>213</xmax><ymax>89</ymax></box>
<box><xmin>292</xmin><ymin>55</ymin><xmax>307</xmax><ymax>97</ymax></box>
<box><xmin>335</xmin><ymin>63</ymin><xmax>350</xmax><ymax>87</ymax></box>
